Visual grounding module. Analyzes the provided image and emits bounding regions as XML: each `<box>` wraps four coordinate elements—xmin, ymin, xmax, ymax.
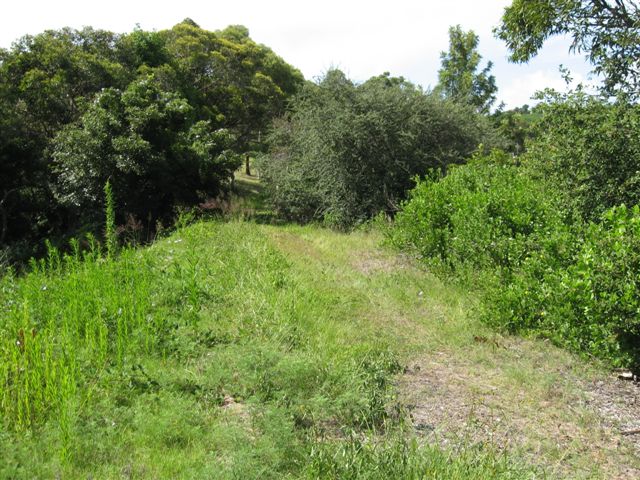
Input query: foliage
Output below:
<box><xmin>435</xmin><ymin>25</ymin><xmax>498</xmax><ymax>113</ymax></box>
<box><xmin>486</xmin><ymin>205</ymin><xmax>640</xmax><ymax>370</ymax></box>
<box><xmin>491</xmin><ymin>105</ymin><xmax>539</xmax><ymax>155</ymax></box>
<box><xmin>525</xmin><ymin>89</ymin><xmax>640</xmax><ymax>221</ymax></box>
<box><xmin>390</xmin><ymin>150</ymin><xmax>567</xmax><ymax>271</ymax></box>
<box><xmin>393</xmin><ymin>148</ymin><xmax>640</xmax><ymax>370</ymax></box>
<box><xmin>496</xmin><ymin>0</ymin><xmax>640</xmax><ymax>97</ymax></box>
<box><xmin>261</xmin><ymin>70</ymin><xmax>501</xmax><ymax>228</ymax></box>
<box><xmin>0</xmin><ymin>27</ymin><xmax>129</xmax><ymax>250</ymax></box>
<box><xmin>158</xmin><ymin>21</ymin><xmax>304</xmax><ymax>152</ymax></box>
<box><xmin>0</xmin><ymin>21</ymin><xmax>303</xmax><ymax>258</ymax></box>
<box><xmin>51</xmin><ymin>77</ymin><xmax>240</xmax><ymax>225</ymax></box>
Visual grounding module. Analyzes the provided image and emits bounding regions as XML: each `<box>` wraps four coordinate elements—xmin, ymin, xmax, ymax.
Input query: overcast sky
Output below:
<box><xmin>1</xmin><ymin>0</ymin><xmax>598</xmax><ymax>108</ymax></box>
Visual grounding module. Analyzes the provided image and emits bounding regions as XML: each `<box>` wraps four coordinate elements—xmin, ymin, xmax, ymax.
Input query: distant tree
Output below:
<box><xmin>491</xmin><ymin>105</ymin><xmax>539</xmax><ymax>155</ymax></box>
<box><xmin>496</xmin><ymin>0</ymin><xmax>640</xmax><ymax>97</ymax></box>
<box><xmin>435</xmin><ymin>25</ymin><xmax>498</xmax><ymax>113</ymax></box>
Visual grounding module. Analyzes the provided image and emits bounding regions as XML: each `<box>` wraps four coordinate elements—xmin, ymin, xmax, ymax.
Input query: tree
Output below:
<box><xmin>524</xmin><ymin>89</ymin><xmax>640</xmax><ymax>220</ymax></box>
<box><xmin>435</xmin><ymin>25</ymin><xmax>498</xmax><ymax>114</ymax></box>
<box><xmin>52</xmin><ymin>77</ymin><xmax>240</xmax><ymax>225</ymax></box>
<box><xmin>0</xmin><ymin>21</ymin><xmax>303</xmax><ymax>255</ymax></box>
<box><xmin>261</xmin><ymin>70</ymin><xmax>500</xmax><ymax>227</ymax></box>
<box><xmin>491</xmin><ymin>105</ymin><xmax>538</xmax><ymax>155</ymax></box>
<box><xmin>159</xmin><ymin>21</ymin><xmax>304</xmax><ymax>154</ymax></box>
<box><xmin>0</xmin><ymin>27</ymin><xmax>127</xmax><ymax>249</ymax></box>
<box><xmin>496</xmin><ymin>0</ymin><xmax>640</xmax><ymax>96</ymax></box>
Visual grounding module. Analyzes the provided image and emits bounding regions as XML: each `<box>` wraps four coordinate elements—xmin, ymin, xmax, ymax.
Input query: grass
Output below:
<box><xmin>1</xmin><ymin>173</ymin><xmax>637</xmax><ymax>477</ymax></box>
<box><xmin>0</xmin><ymin>218</ymin><xmax>540</xmax><ymax>479</ymax></box>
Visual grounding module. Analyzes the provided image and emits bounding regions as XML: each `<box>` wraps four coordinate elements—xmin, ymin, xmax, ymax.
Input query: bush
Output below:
<box><xmin>260</xmin><ymin>70</ymin><xmax>502</xmax><ymax>228</ymax></box>
<box><xmin>393</xmin><ymin>151</ymin><xmax>640</xmax><ymax>370</ymax></box>
<box><xmin>391</xmin><ymin>150</ymin><xmax>567</xmax><ymax>271</ymax></box>
<box><xmin>486</xmin><ymin>205</ymin><xmax>640</xmax><ymax>370</ymax></box>
<box><xmin>526</xmin><ymin>90</ymin><xmax>640</xmax><ymax>221</ymax></box>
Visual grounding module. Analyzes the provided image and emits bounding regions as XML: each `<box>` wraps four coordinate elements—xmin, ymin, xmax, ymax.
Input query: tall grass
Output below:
<box><xmin>0</xmin><ymin>239</ymin><xmax>158</xmax><ymax>437</ymax></box>
<box><xmin>1</xmin><ymin>218</ymin><xmax>541</xmax><ymax>478</ymax></box>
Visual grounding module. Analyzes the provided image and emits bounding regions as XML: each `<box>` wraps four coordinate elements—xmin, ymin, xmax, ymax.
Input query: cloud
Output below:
<box><xmin>498</xmin><ymin>67</ymin><xmax>599</xmax><ymax>109</ymax></box>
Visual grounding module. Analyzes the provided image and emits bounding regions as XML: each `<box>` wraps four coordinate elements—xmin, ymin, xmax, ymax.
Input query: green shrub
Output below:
<box><xmin>486</xmin><ymin>205</ymin><xmax>640</xmax><ymax>370</ymax></box>
<box><xmin>261</xmin><ymin>70</ymin><xmax>502</xmax><ymax>229</ymax></box>
<box><xmin>391</xmin><ymin>150</ymin><xmax>567</xmax><ymax>271</ymax></box>
<box><xmin>393</xmin><ymin>150</ymin><xmax>640</xmax><ymax>370</ymax></box>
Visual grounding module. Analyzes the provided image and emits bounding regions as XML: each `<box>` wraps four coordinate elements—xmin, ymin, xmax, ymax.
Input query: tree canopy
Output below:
<box><xmin>0</xmin><ymin>21</ymin><xmax>303</xmax><ymax>256</ymax></box>
<box><xmin>496</xmin><ymin>0</ymin><xmax>640</xmax><ymax>96</ymax></box>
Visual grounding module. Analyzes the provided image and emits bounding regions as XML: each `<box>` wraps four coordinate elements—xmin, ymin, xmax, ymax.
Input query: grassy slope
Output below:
<box><xmin>0</xmin><ymin>219</ymin><xmax>535</xmax><ymax>479</ymax></box>
<box><xmin>0</xmin><ymin>174</ymin><xmax>637</xmax><ymax>478</ymax></box>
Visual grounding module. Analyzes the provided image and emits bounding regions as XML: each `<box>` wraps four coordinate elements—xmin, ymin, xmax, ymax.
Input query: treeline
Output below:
<box><xmin>0</xmin><ymin>19</ymin><xmax>303</xmax><ymax>261</ymax></box>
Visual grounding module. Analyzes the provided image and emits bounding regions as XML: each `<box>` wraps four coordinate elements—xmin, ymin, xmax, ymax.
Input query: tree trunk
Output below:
<box><xmin>245</xmin><ymin>154</ymin><xmax>251</xmax><ymax>176</ymax></box>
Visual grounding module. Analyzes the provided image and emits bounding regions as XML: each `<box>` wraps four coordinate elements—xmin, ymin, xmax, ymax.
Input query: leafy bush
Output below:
<box><xmin>486</xmin><ymin>205</ymin><xmax>640</xmax><ymax>370</ymax></box>
<box><xmin>393</xmin><ymin>151</ymin><xmax>640</xmax><ymax>370</ymax></box>
<box><xmin>391</xmin><ymin>150</ymin><xmax>567</xmax><ymax>271</ymax></box>
<box><xmin>261</xmin><ymin>70</ymin><xmax>501</xmax><ymax>228</ymax></box>
<box><xmin>526</xmin><ymin>90</ymin><xmax>640</xmax><ymax>221</ymax></box>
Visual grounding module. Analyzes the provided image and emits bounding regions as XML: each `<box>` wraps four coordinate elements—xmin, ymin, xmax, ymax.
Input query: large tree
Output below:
<box><xmin>51</xmin><ymin>77</ymin><xmax>240</xmax><ymax>225</ymax></box>
<box><xmin>496</xmin><ymin>0</ymin><xmax>640</xmax><ymax>96</ymax></box>
<box><xmin>158</xmin><ymin>20</ymin><xmax>304</xmax><ymax>154</ymax></box>
<box><xmin>435</xmin><ymin>25</ymin><xmax>498</xmax><ymax>114</ymax></box>
<box><xmin>262</xmin><ymin>70</ymin><xmax>500</xmax><ymax>227</ymax></box>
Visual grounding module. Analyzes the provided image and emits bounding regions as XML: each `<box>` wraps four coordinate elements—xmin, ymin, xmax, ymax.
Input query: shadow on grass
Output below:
<box><xmin>229</xmin><ymin>170</ymin><xmax>282</xmax><ymax>225</ymax></box>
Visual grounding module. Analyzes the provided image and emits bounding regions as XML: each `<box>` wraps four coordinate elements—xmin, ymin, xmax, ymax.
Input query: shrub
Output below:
<box><xmin>486</xmin><ymin>205</ymin><xmax>640</xmax><ymax>370</ymax></box>
<box><xmin>391</xmin><ymin>150</ymin><xmax>567</xmax><ymax>271</ymax></box>
<box><xmin>260</xmin><ymin>70</ymin><xmax>502</xmax><ymax>228</ymax></box>
<box><xmin>393</xmin><ymin>151</ymin><xmax>640</xmax><ymax>370</ymax></box>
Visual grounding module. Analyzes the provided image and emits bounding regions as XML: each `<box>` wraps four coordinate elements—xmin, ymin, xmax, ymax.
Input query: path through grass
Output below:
<box><xmin>1</xmin><ymin>208</ymin><xmax>638</xmax><ymax>477</ymax></box>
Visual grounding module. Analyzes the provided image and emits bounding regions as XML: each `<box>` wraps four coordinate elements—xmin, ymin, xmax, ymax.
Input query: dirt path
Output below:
<box><xmin>266</xmin><ymin>224</ymin><xmax>640</xmax><ymax>479</ymax></box>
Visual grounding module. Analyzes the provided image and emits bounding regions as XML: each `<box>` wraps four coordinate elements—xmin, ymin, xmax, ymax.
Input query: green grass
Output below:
<box><xmin>0</xmin><ymin>220</ymin><xmax>540</xmax><ymax>479</ymax></box>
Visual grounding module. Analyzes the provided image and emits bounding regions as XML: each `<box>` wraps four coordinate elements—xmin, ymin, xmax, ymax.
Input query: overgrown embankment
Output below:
<box><xmin>1</xmin><ymin>219</ymin><xmax>540</xmax><ymax>479</ymax></box>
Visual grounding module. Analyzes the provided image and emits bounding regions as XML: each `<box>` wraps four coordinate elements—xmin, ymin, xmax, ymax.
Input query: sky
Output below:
<box><xmin>0</xmin><ymin>0</ymin><xmax>599</xmax><ymax>108</ymax></box>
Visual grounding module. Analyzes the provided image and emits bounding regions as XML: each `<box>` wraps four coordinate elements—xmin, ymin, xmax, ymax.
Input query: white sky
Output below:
<box><xmin>1</xmin><ymin>0</ymin><xmax>598</xmax><ymax>108</ymax></box>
